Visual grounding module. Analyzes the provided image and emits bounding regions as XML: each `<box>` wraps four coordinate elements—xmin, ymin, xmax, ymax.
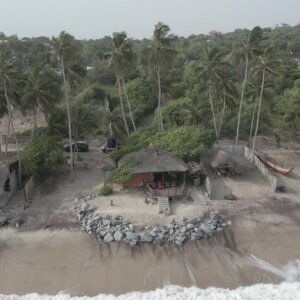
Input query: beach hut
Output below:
<box><xmin>119</xmin><ymin>146</ymin><xmax>189</xmax><ymax>199</ymax></box>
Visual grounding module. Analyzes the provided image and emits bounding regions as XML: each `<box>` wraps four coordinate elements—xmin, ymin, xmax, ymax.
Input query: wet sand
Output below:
<box><xmin>0</xmin><ymin>203</ymin><xmax>299</xmax><ymax>296</ymax></box>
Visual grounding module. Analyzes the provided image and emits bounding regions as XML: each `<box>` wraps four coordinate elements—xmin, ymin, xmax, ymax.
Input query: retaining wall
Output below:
<box><xmin>245</xmin><ymin>146</ymin><xmax>278</xmax><ymax>192</ymax></box>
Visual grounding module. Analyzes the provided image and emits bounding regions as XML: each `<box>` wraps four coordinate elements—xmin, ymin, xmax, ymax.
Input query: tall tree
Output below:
<box><xmin>141</xmin><ymin>23</ymin><xmax>177</xmax><ymax>131</ymax></box>
<box><xmin>252</xmin><ymin>47</ymin><xmax>279</xmax><ymax>156</ymax></box>
<box><xmin>235</xmin><ymin>26</ymin><xmax>264</xmax><ymax>144</ymax></box>
<box><xmin>52</xmin><ymin>31</ymin><xmax>77</xmax><ymax>180</ymax></box>
<box><xmin>197</xmin><ymin>46</ymin><xmax>228</xmax><ymax>140</ymax></box>
<box><xmin>23</xmin><ymin>64</ymin><xmax>61</xmax><ymax>135</ymax></box>
<box><xmin>104</xmin><ymin>32</ymin><xmax>136</xmax><ymax>135</ymax></box>
<box><xmin>0</xmin><ymin>48</ymin><xmax>22</xmax><ymax>185</ymax></box>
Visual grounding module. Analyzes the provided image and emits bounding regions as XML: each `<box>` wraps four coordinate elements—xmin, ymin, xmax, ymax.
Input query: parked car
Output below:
<box><xmin>101</xmin><ymin>137</ymin><xmax>121</xmax><ymax>153</ymax></box>
<box><xmin>64</xmin><ymin>141</ymin><xmax>89</xmax><ymax>152</ymax></box>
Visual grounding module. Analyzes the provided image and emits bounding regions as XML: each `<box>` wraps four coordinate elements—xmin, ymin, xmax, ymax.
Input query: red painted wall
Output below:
<box><xmin>124</xmin><ymin>173</ymin><xmax>153</xmax><ymax>189</ymax></box>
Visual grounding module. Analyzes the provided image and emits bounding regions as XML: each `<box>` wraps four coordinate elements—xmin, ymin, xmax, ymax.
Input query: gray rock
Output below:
<box><xmin>139</xmin><ymin>232</ymin><xmax>153</xmax><ymax>243</ymax></box>
<box><xmin>104</xmin><ymin>232</ymin><xmax>114</xmax><ymax>242</ymax></box>
<box><xmin>187</xmin><ymin>224</ymin><xmax>195</xmax><ymax>230</ymax></box>
<box><xmin>114</xmin><ymin>231</ymin><xmax>123</xmax><ymax>242</ymax></box>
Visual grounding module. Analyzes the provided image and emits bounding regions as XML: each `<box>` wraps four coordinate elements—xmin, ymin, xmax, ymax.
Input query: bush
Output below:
<box><xmin>99</xmin><ymin>185</ymin><xmax>113</xmax><ymax>196</ymax></box>
<box><xmin>110</xmin><ymin>160</ymin><xmax>137</xmax><ymax>184</ymax></box>
<box><xmin>111</xmin><ymin>126</ymin><xmax>215</xmax><ymax>162</ymax></box>
<box><xmin>21</xmin><ymin>133</ymin><xmax>65</xmax><ymax>180</ymax></box>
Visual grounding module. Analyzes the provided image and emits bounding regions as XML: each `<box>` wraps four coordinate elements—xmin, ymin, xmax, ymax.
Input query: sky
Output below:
<box><xmin>0</xmin><ymin>0</ymin><xmax>299</xmax><ymax>39</ymax></box>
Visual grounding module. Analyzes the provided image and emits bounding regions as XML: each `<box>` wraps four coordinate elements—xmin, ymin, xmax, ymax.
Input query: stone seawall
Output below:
<box><xmin>75</xmin><ymin>204</ymin><xmax>231</xmax><ymax>246</ymax></box>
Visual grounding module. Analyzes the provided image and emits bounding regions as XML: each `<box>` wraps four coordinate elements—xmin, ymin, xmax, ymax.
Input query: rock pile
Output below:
<box><xmin>75</xmin><ymin>204</ymin><xmax>231</xmax><ymax>246</ymax></box>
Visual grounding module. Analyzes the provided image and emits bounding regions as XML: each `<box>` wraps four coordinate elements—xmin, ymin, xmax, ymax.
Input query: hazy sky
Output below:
<box><xmin>0</xmin><ymin>0</ymin><xmax>299</xmax><ymax>39</ymax></box>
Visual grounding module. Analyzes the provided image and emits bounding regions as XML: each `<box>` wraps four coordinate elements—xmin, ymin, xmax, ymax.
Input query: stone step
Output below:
<box><xmin>158</xmin><ymin>197</ymin><xmax>170</xmax><ymax>215</ymax></box>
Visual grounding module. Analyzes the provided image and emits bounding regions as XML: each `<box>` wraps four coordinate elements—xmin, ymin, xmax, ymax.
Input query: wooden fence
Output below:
<box><xmin>24</xmin><ymin>176</ymin><xmax>35</xmax><ymax>204</ymax></box>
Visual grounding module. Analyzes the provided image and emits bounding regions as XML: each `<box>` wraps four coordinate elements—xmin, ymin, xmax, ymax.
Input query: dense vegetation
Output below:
<box><xmin>0</xmin><ymin>23</ymin><xmax>300</xmax><ymax>179</ymax></box>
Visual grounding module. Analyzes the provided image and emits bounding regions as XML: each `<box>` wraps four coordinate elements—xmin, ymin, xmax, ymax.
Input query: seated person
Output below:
<box><xmin>157</xmin><ymin>181</ymin><xmax>165</xmax><ymax>190</ymax></box>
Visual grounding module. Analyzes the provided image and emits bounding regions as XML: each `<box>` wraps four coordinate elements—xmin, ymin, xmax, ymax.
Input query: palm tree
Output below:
<box><xmin>52</xmin><ymin>31</ymin><xmax>77</xmax><ymax>180</ymax></box>
<box><xmin>71</xmin><ymin>102</ymin><xmax>98</xmax><ymax>159</ymax></box>
<box><xmin>0</xmin><ymin>48</ymin><xmax>22</xmax><ymax>185</ymax></box>
<box><xmin>246</xmin><ymin>78</ymin><xmax>274</xmax><ymax>141</ymax></box>
<box><xmin>216</xmin><ymin>78</ymin><xmax>237</xmax><ymax>138</ymax></box>
<box><xmin>141</xmin><ymin>23</ymin><xmax>177</xmax><ymax>131</ymax></box>
<box><xmin>197</xmin><ymin>46</ymin><xmax>228</xmax><ymax>139</ymax></box>
<box><xmin>182</xmin><ymin>98</ymin><xmax>202</xmax><ymax>126</ymax></box>
<box><xmin>100</xmin><ymin>98</ymin><xmax>125</xmax><ymax>137</ymax></box>
<box><xmin>252</xmin><ymin>47</ymin><xmax>279</xmax><ymax>157</ymax></box>
<box><xmin>23</xmin><ymin>64</ymin><xmax>61</xmax><ymax>135</ymax></box>
<box><xmin>104</xmin><ymin>32</ymin><xmax>136</xmax><ymax>135</ymax></box>
<box><xmin>235</xmin><ymin>26</ymin><xmax>264</xmax><ymax>144</ymax></box>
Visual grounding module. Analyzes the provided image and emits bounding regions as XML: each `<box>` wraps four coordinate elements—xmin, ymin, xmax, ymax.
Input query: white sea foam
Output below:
<box><xmin>1</xmin><ymin>283</ymin><xmax>300</xmax><ymax>300</ymax></box>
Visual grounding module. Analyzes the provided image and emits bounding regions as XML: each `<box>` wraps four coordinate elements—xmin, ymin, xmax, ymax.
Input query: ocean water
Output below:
<box><xmin>1</xmin><ymin>258</ymin><xmax>300</xmax><ymax>300</ymax></box>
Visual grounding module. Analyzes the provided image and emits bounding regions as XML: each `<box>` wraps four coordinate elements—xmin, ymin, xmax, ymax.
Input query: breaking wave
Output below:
<box><xmin>1</xmin><ymin>283</ymin><xmax>300</xmax><ymax>300</ymax></box>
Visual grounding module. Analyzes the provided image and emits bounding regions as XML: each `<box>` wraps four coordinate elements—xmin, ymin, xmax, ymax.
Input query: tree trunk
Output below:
<box><xmin>209</xmin><ymin>76</ymin><xmax>218</xmax><ymax>139</ymax></box>
<box><xmin>4</xmin><ymin>82</ymin><xmax>22</xmax><ymax>187</ymax></box>
<box><xmin>249</xmin><ymin>98</ymin><xmax>258</xmax><ymax>142</ymax></box>
<box><xmin>31</xmin><ymin>106</ymin><xmax>37</xmax><ymax>138</ymax></box>
<box><xmin>252</xmin><ymin>67</ymin><xmax>265</xmax><ymax>162</ymax></box>
<box><xmin>117</xmin><ymin>76</ymin><xmax>130</xmax><ymax>136</ymax></box>
<box><xmin>157</xmin><ymin>67</ymin><xmax>164</xmax><ymax>131</ymax></box>
<box><xmin>5</xmin><ymin>119</ymin><xmax>10</xmax><ymax>159</ymax></box>
<box><xmin>217</xmin><ymin>90</ymin><xmax>226</xmax><ymax>138</ymax></box>
<box><xmin>60</xmin><ymin>56</ymin><xmax>74</xmax><ymax>181</ymax></box>
<box><xmin>121</xmin><ymin>75</ymin><xmax>136</xmax><ymax>132</ymax></box>
<box><xmin>236</xmin><ymin>54</ymin><xmax>249</xmax><ymax>145</ymax></box>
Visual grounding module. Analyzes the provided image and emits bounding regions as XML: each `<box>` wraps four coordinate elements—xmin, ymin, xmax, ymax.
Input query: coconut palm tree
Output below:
<box><xmin>252</xmin><ymin>47</ymin><xmax>279</xmax><ymax>157</ymax></box>
<box><xmin>0</xmin><ymin>48</ymin><xmax>22</xmax><ymax>185</ymax></box>
<box><xmin>52</xmin><ymin>31</ymin><xmax>77</xmax><ymax>180</ymax></box>
<box><xmin>100</xmin><ymin>98</ymin><xmax>125</xmax><ymax>137</ymax></box>
<box><xmin>246</xmin><ymin>78</ymin><xmax>274</xmax><ymax>141</ymax></box>
<box><xmin>197</xmin><ymin>46</ymin><xmax>228</xmax><ymax>139</ymax></box>
<box><xmin>141</xmin><ymin>23</ymin><xmax>177</xmax><ymax>131</ymax></box>
<box><xmin>23</xmin><ymin>64</ymin><xmax>61</xmax><ymax>135</ymax></box>
<box><xmin>104</xmin><ymin>32</ymin><xmax>136</xmax><ymax>135</ymax></box>
<box><xmin>216</xmin><ymin>78</ymin><xmax>237</xmax><ymax>139</ymax></box>
<box><xmin>235</xmin><ymin>26</ymin><xmax>264</xmax><ymax>144</ymax></box>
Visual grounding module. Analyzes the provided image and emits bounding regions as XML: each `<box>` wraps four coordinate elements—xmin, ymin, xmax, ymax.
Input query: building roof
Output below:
<box><xmin>119</xmin><ymin>147</ymin><xmax>189</xmax><ymax>174</ymax></box>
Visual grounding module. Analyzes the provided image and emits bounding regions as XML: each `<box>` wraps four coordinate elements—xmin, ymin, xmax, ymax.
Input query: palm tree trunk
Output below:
<box><xmin>249</xmin><ymin>98</ymin><xmax>258</xmax><ymax>141</ymax></box>
<box><xmin>117</xmin><ymin>76</ymin><xmax>130</xmax><ymax>136</ymax></box>
<box><xmin>5</xmin><ymin>120</ymin><xmax>10</xmax><ymax>159</ymax></box>
<box><xmin>252</xmin><ymin>68</ymin><xmax>265</xmax><ymax>162</ymax></box>
<box><xmin>236</xmin><ymin>54</ymin><xmax>249</xmax><ymax>145</ymax></box>
<box><xmin>217</xmin><ymin>90</ymin><xmax>226</xmax><ymax>138</ymax></box>
<box><xmin>209</xmin><ymin>77</ymin><xmax>218</xmax><ymax>139</ymax></box>
<box><xmin>4</xmin><ymin>82</ymin><xmax>22</xmax><ymax>187</ymax></box>
<box><xmin>60</xmin><ymin>56</ymin><xmax>74</xmax><ymax>181</ymax></box>
<box><xmin>121</xmin><ymin>75</ymin><xmax>136</xmax><ymax>132</ymax></box>
<box><xmin>157</xmin><ymin>67</ymin><xmax>164</xmax><ymax>131</ymax></box>
<box><xmin>31</xmin><ymin>106</ymin><xmax>37</xmax><ymax>138</ymax></box>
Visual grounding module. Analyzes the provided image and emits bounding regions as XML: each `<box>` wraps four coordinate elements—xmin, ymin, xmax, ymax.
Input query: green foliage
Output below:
<box><xmin>273</xmin><ymin>86</ymin><xmax>300</xmax><ymax>134</ymax></box>
<box><xmin>111</xmin><ymin>126</ymin><xmax>215</xmax><ymax>162</ymax></box>
<box><xmin>110</xmin><ymin>160</ymin><xmax>137</xmax><ymax>184</ymax></box>
<box><xmin>127</xmin><ymin>79</ymin><xmax>156</xmax><ymax>120</ymax></box>
<box><xmin>21</xmin><ymin>134</ymin><xmax>65</xmax><ymax>179</ymax></box>
<box><xmin>99</xmin><ymin>185</ymin><xmax>113</xmax><ymax>196</ymax></box>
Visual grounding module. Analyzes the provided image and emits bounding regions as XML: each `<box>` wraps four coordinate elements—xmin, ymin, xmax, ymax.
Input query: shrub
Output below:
<box><xmin>110</xmin><ymin>160</ymin><xmax>137</xmax><ymax>184</ymax></box>
<box><xmin>99</xmin><ymin>185</ymin><xmax>113</xmax><ymax>196</ymax></box>
<box><xmin>21</xmin><ymin>133</ymin><xmax>65</xmax><ymax>180</ymax></box>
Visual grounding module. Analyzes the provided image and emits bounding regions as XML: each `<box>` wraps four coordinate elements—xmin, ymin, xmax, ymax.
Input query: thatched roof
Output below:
<box><xmin>101</xmin><ymin>157</ymin><xmax>116</xmax><ymax>170</ymax></box>
<box><xmin>210</xmin><ymin>150</ymin><xmax>237</xmax><ymax>169</ymax></box>
<box><xmin>119</xmin><ymin>147</ymin><xmax>189</xmax><ymax>174</ymax></box>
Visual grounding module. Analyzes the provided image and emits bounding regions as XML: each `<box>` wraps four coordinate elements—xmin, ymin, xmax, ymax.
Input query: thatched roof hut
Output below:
<box><xmin>119</xmin><ymin>147</ymin><xmax>189</xmax><ymax>174</ymax></box>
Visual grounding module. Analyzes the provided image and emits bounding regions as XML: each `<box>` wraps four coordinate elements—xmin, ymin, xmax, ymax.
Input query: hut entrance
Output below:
<box><xmin>153</xmin><ymin>172</ymin><xmax>184</xmax><ymax>189</ymax></box>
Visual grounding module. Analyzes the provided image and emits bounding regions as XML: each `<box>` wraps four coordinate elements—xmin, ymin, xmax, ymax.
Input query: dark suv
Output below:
<box><xmin>64</xmin><ymin>141</ymin><xmax>89</xmax><ymax>152</ymax></box>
